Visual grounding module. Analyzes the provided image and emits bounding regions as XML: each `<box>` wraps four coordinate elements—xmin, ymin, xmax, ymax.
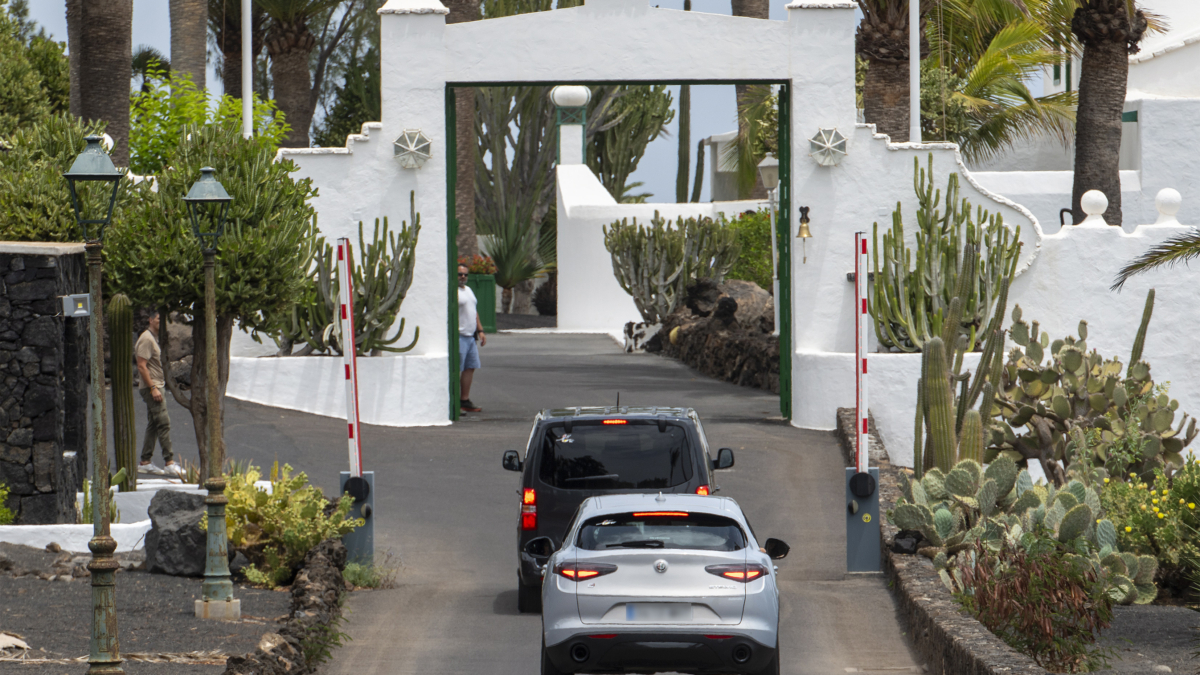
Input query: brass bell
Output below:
<box><xmin>796</xmin><ymin>206</ymin><xmax>812</xmax><ymax>239</ymax></box>
<box><xmin>796</xmin><ymin>206</ymin><xmax>812</xmax><ymax>264</ymax></box>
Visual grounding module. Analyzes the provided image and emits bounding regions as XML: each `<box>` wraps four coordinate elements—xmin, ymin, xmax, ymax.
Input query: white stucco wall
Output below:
<box><xmin>848</xmin><ymin>206</ymin><xmax>1200</xmax><ymax>468</ymax></box>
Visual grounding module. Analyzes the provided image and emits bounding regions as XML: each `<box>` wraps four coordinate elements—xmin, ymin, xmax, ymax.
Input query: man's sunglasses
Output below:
<box><xmin>457</xmin><ymin>273</ymin><xmax>469</xmax><ymax>278</ymax></box>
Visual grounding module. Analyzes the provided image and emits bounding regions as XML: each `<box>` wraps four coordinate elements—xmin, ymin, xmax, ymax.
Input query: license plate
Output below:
<box><xmin>625</xmin><ymin>603</ymin><xmax>693</xmax><ymax>623</ymax></box>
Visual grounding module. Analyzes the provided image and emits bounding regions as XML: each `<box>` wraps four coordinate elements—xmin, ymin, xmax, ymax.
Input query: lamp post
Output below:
<box><xmin>183</xmin><ymin>167</ymin><xmax>239</xmax><ymax>621</ymax></box>
<box><xmin>64</xmin><ymin>135</ymin><xmax>125</xmax><ymax>675</ymax></box>
<box><xmin>757</xmin><ymin>153</ymin><xmax>780</xmax><ymax>336</ymax></box>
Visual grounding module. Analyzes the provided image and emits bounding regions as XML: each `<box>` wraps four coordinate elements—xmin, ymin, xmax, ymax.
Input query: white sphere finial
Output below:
<box><xmin>550</xmin><ymin>85</ymin><xmax>591</xmax><ymax>108</ymax></box>
<box><xmin>1081</xmin><ymin>190</ymin><xmax>1107</xmax><ymax>216</ymax></box>
<box><xmin>1155</xmin><ymin>188</ymin><xmax>1181</xmax><ymax>225</ymax></box>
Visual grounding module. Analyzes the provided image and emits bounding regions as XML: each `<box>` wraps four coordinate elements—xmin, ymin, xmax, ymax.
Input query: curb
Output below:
<box><xmin>835</xmin><ymin>408</ymin><xmax>1048</xmax><ymax>675</ymax></box>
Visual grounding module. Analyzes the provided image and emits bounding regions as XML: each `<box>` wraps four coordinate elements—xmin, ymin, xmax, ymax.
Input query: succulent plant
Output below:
<box><xmin>988</xmin><ymin>290</ymin><xmax>1196</xmax><ymax>484</ymax></box>
<box><xmin>108</xmin><ymin>294</ymin><xmax>137</xmax><ymax>493</ymax></box>
<box><xmin>869</xmin><ymin>154</ymin><xmax>1022</xmax><ymax>353</ymax></box>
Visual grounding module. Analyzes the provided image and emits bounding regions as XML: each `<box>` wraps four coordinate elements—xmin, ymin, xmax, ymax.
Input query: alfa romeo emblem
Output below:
<box><xmin>654</xmin><ymin>560</ymin><xmax>668</xmax><ymax>573</ymax></box>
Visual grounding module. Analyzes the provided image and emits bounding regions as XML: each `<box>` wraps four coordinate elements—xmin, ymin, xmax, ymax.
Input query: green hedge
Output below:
<box><xmin>725</xmin><ymin>209</ymin><xmax>773</xmax><ymax>292</ymax></box>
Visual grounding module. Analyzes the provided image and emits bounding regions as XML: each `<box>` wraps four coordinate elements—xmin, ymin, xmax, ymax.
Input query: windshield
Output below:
<box><xmin>537</xmin><ymin>421</ymin><xmax>693</xmax><ymax>490</ymax></box>
<box><xmin>577</xmin><ymin>512</ymin><xmax>746</xmax><ymax>552</ymax></box>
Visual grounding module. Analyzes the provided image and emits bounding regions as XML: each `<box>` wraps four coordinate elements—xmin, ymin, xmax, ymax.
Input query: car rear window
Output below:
<box><xmin>577</xmin><ymin>512</ymin><xmax>746</xmax><ymax>552</ymax></box>
<box><xmin>537</xmin><ymin>421</ymin><xmax>693</xmax><ymax>490</ymax></box>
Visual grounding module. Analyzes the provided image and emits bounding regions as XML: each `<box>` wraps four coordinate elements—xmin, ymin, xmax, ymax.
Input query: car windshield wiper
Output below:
<box><xmin>563</xmin><ymin>474</ymin><xmax>619</xmax><ymax>483</ymax></box>
<box><xmin>606</xmin><ymin>539</ymin><xmax>665</xmax><ymax>549</ymax></box>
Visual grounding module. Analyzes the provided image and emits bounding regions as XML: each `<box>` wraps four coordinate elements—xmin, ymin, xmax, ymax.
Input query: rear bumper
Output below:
<box><xmin>544</xmin><ymin>632</ymin><xmax>775</xmax><ymax>674</ymax></box>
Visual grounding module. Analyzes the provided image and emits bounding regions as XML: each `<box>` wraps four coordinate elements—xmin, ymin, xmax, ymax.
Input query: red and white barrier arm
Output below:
<box><xmin>855</xmin><ymin>232</ymin><xmax>869</xmax><ymax>474</ymax></box>
<box><xmin>337</xmin><ymin>239</ymin><xmax>364</xmax><ymax>478</ymax></box>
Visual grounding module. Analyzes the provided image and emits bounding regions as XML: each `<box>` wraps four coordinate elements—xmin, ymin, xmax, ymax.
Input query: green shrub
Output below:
<box><xmin>725</xmin><ymin>209</ymin><xmax>773</xmax><ymax>292</ymax></box>
<box><xmin>0</xmin><ymin>483</ymin><xmax>13</xmax><ymax>525</ymax></box>
<box><xmin>342</xmin><ymin>550</ymin><xmax>398</xmax><ymax>590</ymax></box>
<box><xmin>212</xmin><ymin>462</ymin><xmax>363</xmax><ymax>588</ymax></box>
<box><xmin>957</xmin><ymin>535</ymin><xmax>1115</xmax><ymax>673</ymax></box>
<box><xmin>1100</xmin><ymin>458</ymin><xmax>1200</xmax><ymax>598</ymax></box>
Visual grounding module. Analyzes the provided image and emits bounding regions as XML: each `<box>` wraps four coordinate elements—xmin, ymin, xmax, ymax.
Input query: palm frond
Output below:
<box><xmin>1112</xmin><ymin>229</ymin><xmax>1200</xmax><ymax>290</ymax></box>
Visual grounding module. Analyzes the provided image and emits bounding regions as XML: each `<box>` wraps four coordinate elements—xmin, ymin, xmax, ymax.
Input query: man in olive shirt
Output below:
<box><xmin>135</xmin><ymin>314</ymin><xmax>182</xmax><ymax>476</ymax></box>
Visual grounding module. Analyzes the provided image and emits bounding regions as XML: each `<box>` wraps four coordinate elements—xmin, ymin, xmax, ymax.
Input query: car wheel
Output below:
<box><xmin>756</xmin><ymin>645</ymin><xmax>780</xmax><ymax>675</ymax></box>
<box><xmin>518</xmin><ymin>579</ymin><xmax>542</xmax><ymax>613</ymax></box>
<box><xmin>542</xmin><ymin>635</ymin><xmax>567</xmax><ymax>675</ymax></box>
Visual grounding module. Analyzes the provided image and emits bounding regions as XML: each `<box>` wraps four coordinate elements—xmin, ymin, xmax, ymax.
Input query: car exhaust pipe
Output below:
<box><xmin>731</xmin><ymin>644</ymin><xmax>753</xmax><ymax>664</ymax></box>
<box><xmin>570</xmin><ymin>643</ymin><xmax>590</xmax><ymax>663</ymax></box>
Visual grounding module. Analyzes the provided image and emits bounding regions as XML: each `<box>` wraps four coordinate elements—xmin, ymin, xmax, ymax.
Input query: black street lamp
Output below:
<box><xmin>63</xmin><ymin>135</ymin><xmax>125</xmax><ymax>675</ymax></box>
<box><xmin>182</xmin><ymin>167</ymin><xmax>239</xmax><ymax>620</ymax></box>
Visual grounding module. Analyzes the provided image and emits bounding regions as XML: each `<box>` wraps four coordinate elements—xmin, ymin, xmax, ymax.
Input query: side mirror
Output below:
<box><xmin>712</xmin><ymin>448</ymin><xmax>735</xmax><ymax>470</ymax></box>
<box><xmin>764</xmin><ymin>538</ymin><xmax>790</xmax><ymax>560</ymax></box>
<box><xmin>524</xmin><ymin>536</ymin><xmax>557</xmax><ymax>560</ymax></box>
<box><xmin>501</xmin><ymin>450</ymin><xmax>522</xmax><ymax>472</ymax></box>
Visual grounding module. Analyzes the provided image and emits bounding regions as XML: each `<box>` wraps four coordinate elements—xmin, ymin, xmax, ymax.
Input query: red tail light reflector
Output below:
<box><xmin>555</xmin><ymin>562</ymin><xmax>618</xmax><ymax>581</ymax></box>
<box><xmin>696</xmin><ymin>485</ymin><xmax>710</xmax><ymax>496</ymax></box>
<box><xmin>704</xmin><ymin>563</ymin><xmax>769</xmax><ymax>583</ymax></box>
<box><xmin>602</xmin><ymin>419</ymin><xmax>628</xmax><ymax>425</ymax></box>
<box><xmin>704</xmin><ymin>635</ymin><xmax>734</xmax><ymax>640</ymax></box>
<box><xmin>632</xmin><ymin>512</ymin><xmax>689</xmax><ymax>517</ymax></box>
<box><xmin>521</xmin><ymin>489</ymin><xmax>537</xmax><ymax>530</ymax></box>
<box><xmin>589</xmin><ymin>634</ymin><xmax>618</xmax><ymax>639</ymax></box>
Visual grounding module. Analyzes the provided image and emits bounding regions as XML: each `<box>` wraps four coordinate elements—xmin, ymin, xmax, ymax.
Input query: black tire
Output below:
<box><xmin>757</xmin><ymin>645</ymin><xmax>780</xmax><ymax>675</ymax></box>
<box><xmin>518</xmin><ymin>579</ymin><xmax>542</xmax><ymax>613</ymax></box>
<box><xmin>542</xmin><ymin>635</ymin><xmax>567</xmax><ymax>675</ymax></box>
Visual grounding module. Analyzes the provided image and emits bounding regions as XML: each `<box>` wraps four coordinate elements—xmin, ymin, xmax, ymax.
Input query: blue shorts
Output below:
<box><xmin>459</xmin><ymin>335</ymin><xmax>481</xmax><ymax>371</ymax></box>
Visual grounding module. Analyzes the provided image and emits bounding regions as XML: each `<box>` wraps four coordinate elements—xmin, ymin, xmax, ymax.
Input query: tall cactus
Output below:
<box><xmin>923</xmin><ymin>338</ymin><xmax>958</xmax><ymax>471</ymax></box>
<box><xmin>869</xmin><ymin>154</ymin><xmax>1022</xmax><ymax>352</ymax></box>
<box><xmin>1128</xmin><ymin>287</ymin><xmax>1154</xmax><ymax>374</ymax></box>
<box><xmin>108</xmin><ymin>294</ymin><xmax>136</xmax><ymax>493</ymax></box>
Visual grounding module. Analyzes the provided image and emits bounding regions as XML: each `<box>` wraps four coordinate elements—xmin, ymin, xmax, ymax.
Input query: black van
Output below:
<box><xmin>501</xmin><ymin>407</ymin><xmax>735</xmax><ymax>613</ymax></box>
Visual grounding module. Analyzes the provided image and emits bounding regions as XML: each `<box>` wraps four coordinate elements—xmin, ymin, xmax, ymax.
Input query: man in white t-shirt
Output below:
<box><xmin>458</xmin><ymin>265</ymin><xmax>486</xmax><ymax>413</ymax></box>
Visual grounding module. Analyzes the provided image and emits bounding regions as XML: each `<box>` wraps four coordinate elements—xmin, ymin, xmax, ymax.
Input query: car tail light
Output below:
<box><xmin>521</xmin><ymin>489</ymin><xmax>536</xmax><ymax>530</ymax></box>
<box><xmin>695</xmin><ymin>485</ymin><xmax>710</xmax><ymax>496</ymax></box>
<box><xmin>602</xmin><ymin>419</ymin><xmax>628</xmax><ymax>425</ymax></box>
<box><xmin>555</xmin><ymin>562</ymin><xmax>618</xmax><ymax>581</ymax></box>
<box><xmin>705</xmin><ymin>563</ymin><xmax>769</xmax><ymax>583</ymax></box>
<box><xmin>632</xmin><ymin>511</ymin><xmax>688</xmax><ymax>517</ymax></box>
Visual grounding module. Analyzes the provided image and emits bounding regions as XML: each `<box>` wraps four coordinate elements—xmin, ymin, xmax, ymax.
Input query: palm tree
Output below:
<box><xmin>925</xmin><ymin>0</ymin><xmax>1077</xmax><ymax>164</ymax></box>
<box><xmin>857</xmin><ymin>0</ymin><xmax>933</xmax><ymax>143</ymax></box>
<box><xmin>170</xmin><ymin>0</ymin><xmax>206</xmax><ymax>91</ymax></box>
<box><xmin>731</xmin><ymin>0</ymin><xmax>769</xmax><ymax>198</ymax></box>
<box><xmin>65</xmin><ymin>0</ymin><xmax>133</xmax><ymax>165</ymax></box>
<box><xmin>443</xmin><ymin>0</ymin><xmax>481</xmax><ymax>258</ymax></box>
<box><xmin>131</xmin><ymin>45</ymin><xmax>169</xmax><ymax>93</ymax></box>
<box><xmin>258</xmin><ymin>0</ymin><xmax>359</xmax><ymax>147</ymax></box>
<box><xmin>1112</xmin><ymin>230</ymin><xmax>1200</xmax><ymax>290</ymax></box>
<box><xmin>1069</xmin><ymin>0</ymin><xmax>1151</xmax><ymax>226</ymax></box>
<box><xmin>208</xmin><ymin>0</ymin><xmax>266</xmax><ymax>99</ymax></box>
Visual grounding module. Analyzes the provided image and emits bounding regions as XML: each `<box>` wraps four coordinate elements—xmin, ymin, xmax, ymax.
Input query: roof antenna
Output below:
<box><xmin>616</xmin><ymin>391</ymin><xmax>620</xmax><ymax>408</ymax></box>
<box><xmin>656</xmin><ymin>492</ymin><xmax>666</xmax><ymax>503</ymax></box>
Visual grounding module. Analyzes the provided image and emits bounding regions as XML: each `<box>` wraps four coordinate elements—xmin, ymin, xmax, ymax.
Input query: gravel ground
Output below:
<box><xmin>0</xmin><ymin>560</ymin><xmax>291</xmax><ymax>674</ymax></box>
<box><xmin>1097</xmin><ymin>605</ymin><xmax>1200</xmax><ymax>674</ymax></box>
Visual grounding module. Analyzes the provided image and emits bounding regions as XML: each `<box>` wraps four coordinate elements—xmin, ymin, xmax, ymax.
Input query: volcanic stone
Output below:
<box><xmin>144</xmin><ymin>490</ymin><xmax>209</xmax><ymax>577</ymax></box>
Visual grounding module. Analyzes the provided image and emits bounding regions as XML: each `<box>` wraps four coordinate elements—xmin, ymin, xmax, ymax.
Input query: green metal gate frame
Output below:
<box><xmin>445</xmin><ymin>80</ymin><xmax>792</xmax><ymax>421</ymax></box>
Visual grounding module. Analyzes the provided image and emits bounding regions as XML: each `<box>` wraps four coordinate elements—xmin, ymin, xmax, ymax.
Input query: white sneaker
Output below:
<box><xmin>164</xmin><ymin>463</ymin><xmax>185</xmax><ymax>477</ymax></box>
<box><xmin>140</xmin><ymin>462</ymin><xmax>166</xmax><ymax>475</ymax></box>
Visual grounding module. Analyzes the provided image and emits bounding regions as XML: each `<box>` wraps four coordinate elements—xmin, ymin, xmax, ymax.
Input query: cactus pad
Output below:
<box><xmin>1057</xmin><ymin>503</ymin><xmax>1092</xmax><ymax>543</ymax></box>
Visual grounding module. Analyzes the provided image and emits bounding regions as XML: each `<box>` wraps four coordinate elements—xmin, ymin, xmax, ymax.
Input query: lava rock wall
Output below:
<box><xmin>0</xmin><ymin>244</ymin><xmax>88</xmax><ymax>524</ymax></box>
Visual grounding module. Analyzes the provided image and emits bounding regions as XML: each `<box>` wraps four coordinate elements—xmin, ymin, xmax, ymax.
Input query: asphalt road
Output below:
<box><xmin>125</xmin><ymin>333</ymin><xmax>923</xmax><ymax>674</ymax></box>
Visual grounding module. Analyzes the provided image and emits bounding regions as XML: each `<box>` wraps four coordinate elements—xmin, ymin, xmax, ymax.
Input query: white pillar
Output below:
<box><xmin>559</xmin><ymin>125</ymin><xmax>584</xmax><ymax>165</ymax></box>
<box><xmin>241</xmin><ymin>0</ymin><xmax>252</xmax><ymax>139</ymax></box>
<box><xmin>909</xmin><ymin>0</ymin><xmax>921</xmax><ymax>143</ymax></box>
<box><xmin>551</xmin><ymin>85</ymin><xmax>591</xmax><ymax>166</ymax></box>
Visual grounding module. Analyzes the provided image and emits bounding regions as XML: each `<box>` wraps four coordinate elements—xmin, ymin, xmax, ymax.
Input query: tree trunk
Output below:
<box><xmin>70</xmin><ymin>0</ymin><xmax>133</xmax><ymax>165</ymax></box>
<box><xmin>512</xmin><ymin>279</ymin><xmax>535</xmax><ymax>315</ymax></box>
<box><xmin>188</xmin><ymin>308</ymin><xmax>234</xmax><ymax>481</ymax></box>
<box><xmin>444</xmin><ymin>0</ymin><xmax>480</xmax><ymax>258</ymax></box>
<box><xmin>66</xmin><ymin>0</ymin><xmax>81</xmax><ymax>117</ymax></box>
<box><xmin>862</xmin><ymin>57</ymin><xmax>910</xmax><ymax>143</ymax></box>
<box><xmin>1071</xmin><ymin>39</ymin><xmax>1128</xmax><ymax>225</ymax></box>
<box><xmin>731</xmin><ymin>0</ymin><xmax>769</xmax><ymax>200</ymax></box>
<box><xmin>267</xmin><ymin>18</ymin><xmax>317</xmax><ymax>148</ymax></box>
<box><xmin>170</xmin><ymin>0</ymin><xmax>207</xmax><ymax>91</ymax></box>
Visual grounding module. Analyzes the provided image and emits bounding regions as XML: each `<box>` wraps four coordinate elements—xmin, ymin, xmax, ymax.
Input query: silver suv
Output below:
<box><xmin>529</xmin><ymin>492</ymin><xmax>789</xmax><ymax>675</ymax></box>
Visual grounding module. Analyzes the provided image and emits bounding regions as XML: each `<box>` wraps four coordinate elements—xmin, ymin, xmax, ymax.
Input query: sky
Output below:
<box><xmin>27</xmin><ymin>0</ymin><xmax>791</xmax><ymax>203</ymax></box>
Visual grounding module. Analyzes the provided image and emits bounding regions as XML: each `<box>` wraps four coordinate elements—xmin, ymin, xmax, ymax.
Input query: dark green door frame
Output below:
<box><xmin>443</xmin><ymin>80</ymin><xmax>793</xmax><ymax>422</ymax></box>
